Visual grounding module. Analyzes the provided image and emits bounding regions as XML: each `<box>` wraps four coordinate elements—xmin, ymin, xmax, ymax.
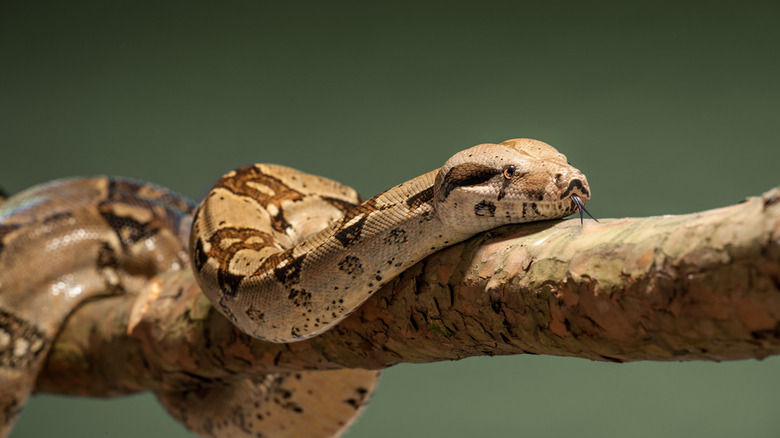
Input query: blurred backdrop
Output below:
<box><xmin>2</xmin><ymin>1</ymin><xmax>779</xmax><ymax>437</ymax></box>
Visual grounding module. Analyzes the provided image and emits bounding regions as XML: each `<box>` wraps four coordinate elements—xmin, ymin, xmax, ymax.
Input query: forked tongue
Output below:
<box><xmin>571</xmin><ymin>194</ymin><xmax>598</xmax><ymax>225</ymax></box>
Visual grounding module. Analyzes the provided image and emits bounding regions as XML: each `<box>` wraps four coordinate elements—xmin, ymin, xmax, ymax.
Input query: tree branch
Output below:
<box><xmin>36</xmin><ymin>187</ymin><xmax>780</xmax><ymax>397</ymax></box>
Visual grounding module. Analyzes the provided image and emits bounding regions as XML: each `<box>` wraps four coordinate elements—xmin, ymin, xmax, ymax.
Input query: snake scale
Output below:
<box><xmin>0</xmin><ymin>139</ymin><xmax>591</xmax><ymax>437</ymax></box>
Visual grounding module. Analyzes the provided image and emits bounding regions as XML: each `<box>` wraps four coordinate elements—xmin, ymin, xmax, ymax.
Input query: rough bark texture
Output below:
<box><xmin>36</xmin><ymin>187</ymin><xmax>780</xmax><ymax>397</ymax></box>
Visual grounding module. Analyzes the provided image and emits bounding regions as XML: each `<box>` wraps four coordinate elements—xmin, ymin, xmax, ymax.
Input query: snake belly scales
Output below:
<box><xmin>0</xmin><ymin>139</ymin><xmax>591</xmax><ymax>437</ymax></box>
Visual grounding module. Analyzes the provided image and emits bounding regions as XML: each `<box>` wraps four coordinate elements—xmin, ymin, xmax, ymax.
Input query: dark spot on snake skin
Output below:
<box><xmin>99</xmin><ymin>206</ymin><xmax>159</xmax><ymax>247</ymax></box>
<box><xmin>217</xmin><ymin>269</ymin><xmax>244</xmax><ymax>297</ymax></box>
<box><xmin>338</xmin><ymin>255</ymin><xmax>363</xmax><ymax>277</ymax></box>
<box><xmin>321</xmin><ymin>196</ymin><xmax>360</xmax><ymax>215</ymax></box>
<box><xmin>522</xmin><ymin>202</ymin><xmax>528</xmax><ymax>218</ymax></box>
<box><xmin>287</xmin><ymin>288</ymin><xmax>312</xmax><ymax>309</ymax></box>
<box><xmin>42</xmin><ymin>210</ymin><xmax>74</xmax><ymax>224</ymax></box>
<box><xmin>0</xmin><ymin>309</ymin><xmax>48</xmax><ymax>369</ymax></box>
<box><xmin>218</xmin><ymin>297</ymin><xmax>238</xmax><ymax>323</ymax></box>
<box><xmin>497</xmin><ymin>185</ymin><xmax>507</xmax><ymax>201</ymax></box>
<box><xmin>96</xmin><ymin>242</ymin><xmax>118</xmax><ymax>269</ymax></box>
<box><xmin>383</xmin><ymin>227</ymin><xmax>408</xmax><ymax>245</ymax></box>
<box><xmin>419</xmin><ymin>210</ymin><xmax>435</xmax><ymax>222</ymax></box>
<box><xmin>345</xmin><ymin>398</ymin><xmax>362</xmax><ymax>409</ymax></box>
<box><xmin>531</xmin><ymin>202</ymin><xmax>540</xmax><ymax>215</ymax></box>
<box><xmin>518</xmin><ymin>188</ymin><xmax>545</xmax><ymax>203</ymax></box>
<box><xmin>285</xmin><ymin>403</ymin><xmax>303</xmax><ymax>414</ymax></box>
<box><xmin>192</xmin><ymin>238</ymin><xmax>208</xmax><ymax>271</ymax></box>
<box><xmin>405</xmin><ymin>186</ymin><xmax>434</xmax><ymax>209</ymax></box>
<box><xmin>270</xmin><ymin>207</ymin><xmax>291</xmax><ymax>233</ymax></box>
<box><xmin>273</xmin><ymin>254</ymin><xmax>306</xmax><ymax>285</ymax></box>
<box><xmin>245</xmin><ymin>305</ymin><xmax>265</xmax><ymax>322</ymax></box>
<box><xmin>561</xmin><ymin>178</ymin><xmax>589</xmax><ymax>198</ymax></box>
<box><xmin>334</xmin><ymin>214</ymin><xmax>369</xmax><ymax>247</ymax></box>
<box><xmin>474</xmin><ymin>200</ymin><xmax>496</xmax><ymax>217</ymax></box>
<box><xmin>441</xmin><ymin>164</ymin><xmax>501</xmax><ymax>199</ymax></box>
<box><xmin>105</xmin><ymin>178</ymin><xmax>141</xmax><ymax>201</ymax></box>
<box><xmin>374</xmin><ymin>275</ymin><xmax>382</xmax><ymax>281</ymax></box>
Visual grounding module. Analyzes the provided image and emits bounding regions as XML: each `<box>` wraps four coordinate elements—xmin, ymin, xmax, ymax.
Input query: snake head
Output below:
<box><xmin>433</xmin><ymin>138</ymin><xmax>592</xmax><ymax>234</ymax></box>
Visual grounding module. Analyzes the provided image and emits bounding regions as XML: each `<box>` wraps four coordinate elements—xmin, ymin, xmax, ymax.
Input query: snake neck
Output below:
<box><xmin>308</xmin><ymin>168</ymin><xmax>471</xmax><ymax>282</ymax></box>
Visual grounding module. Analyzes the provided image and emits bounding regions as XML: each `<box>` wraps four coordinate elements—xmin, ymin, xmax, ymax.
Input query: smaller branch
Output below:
<box><xmin>37</xmin><ymin>188</ymin><xmax>780</xmax><ymax>397</ymax></box>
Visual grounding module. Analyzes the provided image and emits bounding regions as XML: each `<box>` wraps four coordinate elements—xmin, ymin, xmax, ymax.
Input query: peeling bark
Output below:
<box><xmin>36</xmin><ymin>187</ymin><xmax>780</xmax><ymax>397</ymax></box>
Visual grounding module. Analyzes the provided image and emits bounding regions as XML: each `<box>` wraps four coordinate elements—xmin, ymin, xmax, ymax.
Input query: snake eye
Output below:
<box><xmin>503</xmin><ymin>165</ymin><xmax>515</xmax><ymax>179</ymax></box>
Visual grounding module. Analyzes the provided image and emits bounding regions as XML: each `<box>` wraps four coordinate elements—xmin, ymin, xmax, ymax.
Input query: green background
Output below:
<box><xmin>2</xmin><ymin>1</ymin><xmax>779</xmax><ymax>437</ymax></box>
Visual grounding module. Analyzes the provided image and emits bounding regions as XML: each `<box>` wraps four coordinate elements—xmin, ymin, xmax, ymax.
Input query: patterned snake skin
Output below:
<box><xmin>0</xmin><ymin>139</ymin><xmax>591</xmax><ymax>437</ymax></box>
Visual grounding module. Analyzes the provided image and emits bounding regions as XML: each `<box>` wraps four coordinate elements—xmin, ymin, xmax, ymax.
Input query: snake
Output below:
<box><xmin>0</xmin><ymin>138</ymin><xmax>591</xmax><ymax>437</ymax></box>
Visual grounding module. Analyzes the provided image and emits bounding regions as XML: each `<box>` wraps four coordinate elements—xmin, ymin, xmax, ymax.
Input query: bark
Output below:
<box><xmin>36</xmin><ymin>187</ymin><xmax>780</xmax><ymax>397</ymax></box>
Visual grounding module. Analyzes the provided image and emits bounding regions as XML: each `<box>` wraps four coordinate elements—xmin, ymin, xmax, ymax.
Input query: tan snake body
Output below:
<box><xmin>0</xmin><ymin>139</ymin><xmax>590</xmax><ymax>437</ymax></box>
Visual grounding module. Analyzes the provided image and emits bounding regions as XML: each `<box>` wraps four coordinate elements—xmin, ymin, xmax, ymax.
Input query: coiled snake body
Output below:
<box><xmin>0</xmin><ymin>139</ymin><xmax>590</xmax><ymax>437</ymax></box>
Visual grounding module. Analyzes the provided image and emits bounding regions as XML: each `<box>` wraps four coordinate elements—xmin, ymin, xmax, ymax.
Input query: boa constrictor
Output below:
<box><xmin>0</xmin><ymin>138</ymin><xmax>591</xmax><ymax>437</ymax></box>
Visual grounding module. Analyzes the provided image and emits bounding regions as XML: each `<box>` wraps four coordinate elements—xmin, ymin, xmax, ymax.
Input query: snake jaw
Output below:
<box><xmin>571</xmin><ymin>194</ymin><xmax>597</xmax><ymax>225</ymax></box>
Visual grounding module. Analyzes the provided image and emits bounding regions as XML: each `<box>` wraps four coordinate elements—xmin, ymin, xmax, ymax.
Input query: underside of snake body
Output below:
<box><xmin>0</xmin><ymin>138</ymin><xmax>590</xmax><ymax>437</ymax></box>
<box><xmin>191</xmin><ymin>138</ymin><xmax>591</xmax><ymax>342</ymax></box>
